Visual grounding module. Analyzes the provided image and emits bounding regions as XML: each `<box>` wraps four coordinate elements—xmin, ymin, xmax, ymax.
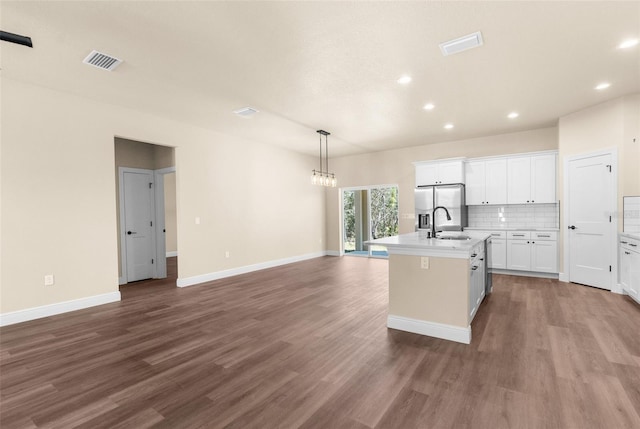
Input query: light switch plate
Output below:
<box><xmin>44</xmin><ymin>274</ymin><xmax>55</xmax><ymax>286</ymax></box>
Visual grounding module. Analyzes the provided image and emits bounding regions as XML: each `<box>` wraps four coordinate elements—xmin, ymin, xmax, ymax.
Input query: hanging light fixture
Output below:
<box><xmin>311</xmin><ymin>129</ymin><xmax>337</xmax><ymax>187</ymax></box>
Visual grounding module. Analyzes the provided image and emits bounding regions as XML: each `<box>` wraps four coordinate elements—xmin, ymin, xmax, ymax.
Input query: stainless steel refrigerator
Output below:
<box><xmin>415</xmin><ymin>184</ymin><xmax>468</xmax><ymax>232</ymax></box>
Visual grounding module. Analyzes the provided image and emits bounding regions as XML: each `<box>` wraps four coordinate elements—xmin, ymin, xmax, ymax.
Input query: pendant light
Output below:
<box><xmin>311</xmin><ymin>129</ymin><xmax>337</xmax><ymax>187</ymax></box>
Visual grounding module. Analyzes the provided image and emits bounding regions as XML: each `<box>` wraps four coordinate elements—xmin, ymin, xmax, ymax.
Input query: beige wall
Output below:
<box><xmin>326</xmin><ymin>127</ymin><xmax>558</xmax><ymax>252</ymax></box>
<box><xmin>164</xmin><ymin>172</ymin><xmax>177</xmax><ymax>254</ymax></box>
<box><xmin>1</xmin><ymin>78</ymin><xmax>325</xmax><ymax>314</ymax></box>
<box><xmin>389</xmin><ymin>255</ymin><xmax>469</xmax><ymax>327</ymax></box>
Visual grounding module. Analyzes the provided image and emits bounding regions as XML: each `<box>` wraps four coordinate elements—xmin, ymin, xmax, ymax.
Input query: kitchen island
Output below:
<box><xmin>368</xmin><ymin>231</ymin><xmax>490</xmax><ymax>344</ymax></box>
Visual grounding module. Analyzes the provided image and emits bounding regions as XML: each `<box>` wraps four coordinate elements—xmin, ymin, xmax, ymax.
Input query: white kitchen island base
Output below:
<box><xmin>368</xmin><ymin>232</ymin><xmax>489</xmax><ymax>345</ymax></box>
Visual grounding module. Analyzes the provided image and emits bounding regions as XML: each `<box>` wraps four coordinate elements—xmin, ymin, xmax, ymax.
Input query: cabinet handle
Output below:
<box><xmin>621</xmin><ymin>241</ymin><xmax>628</xmax><ymax>244</ymax></box>
<box><xmin>471</xmin><ymin>253</ymin><xmax>477</xmax><ymax>257</ymax></box>
<box><xmin>527</xmin><ymin>241</ymin><xmax>530</xmax><ymax>244</ymax></box>
<box><xmin>626</xmin><ymin>251</ymin><xmax>631</xmax><ymax>255</ymax></box>
<box><xmin>538</xmin><ymin>234</ymin><xmax>550</xmax><ymax>237</ymax></box>
<box><xmin>532</xmin><ymin>200</ymin><xmax>535</xmax><ymax>203</ymax></box>
<box><xmin>630</xmin><ymin>244</ymin><xmax>637</xmax><ymax>247</ymax></box>
<box><xmin>532</xmin><ymin>241</ymin><xmax>535</xmax><ymax>244</ymax></box>
<box><xmin>513</xmin><ymin>234</ymin><xmax>525</xmax><ymax>237</ymax></box>
<box><xmin>471</xmin><ymin>266</ymin><xmax>478</xmax><ymax>270</ymax></box>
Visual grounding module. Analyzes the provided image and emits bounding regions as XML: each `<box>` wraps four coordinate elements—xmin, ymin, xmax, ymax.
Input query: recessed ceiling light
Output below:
<box><xmin>507</xmin><ymin>112</ymin><xmax>519</xmax><ymax>119</ymax></box>
<box><xmin>439</xmin><ymin>31</ymin><xmax>484</xmax><ymax>56</ymax></box>
<box><xmin>397</xmin><ymin>75</ymin><xmax>412</xmax><ymax>84</ymax></box>
<box><xmin>423</xmin><ymin>103</ymin><xmax>435</xmax><ymax>110</ymax></box>
<box><xmin>595</xmin><ymin>82</ymin><xmax>611</xmax><ymax>90</ymax></box>
<box><xmin>233</xmin><ymin>107</ymin><xmax>259</xmax><ymax>117</ymax></box>
<box><xmin>618</xmin><ymin>38</ymin><xmax>639</xmax><ymax>49</ymax></box>
<box><xmin>444</xmin><ymin>123</ymin><xmax>454</xmax><ymax>129</ymax></box>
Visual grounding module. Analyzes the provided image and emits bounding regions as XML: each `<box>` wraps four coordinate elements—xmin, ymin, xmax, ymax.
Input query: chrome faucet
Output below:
<box><xmin>432</xmin><ymin>206</ymin><xmax>452</xmax><ymax>238</ymax></box>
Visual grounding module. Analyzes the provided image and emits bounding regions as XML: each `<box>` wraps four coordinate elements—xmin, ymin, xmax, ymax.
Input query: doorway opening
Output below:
<box><xmin>115</xmin><ymin>138</ymin><xmax>177</xmax><ymax>289</ymax></box>
<box><xmin>341</xmin><ymin>185</ymin><xmax>399</xmax><ymax>258</ymax></box>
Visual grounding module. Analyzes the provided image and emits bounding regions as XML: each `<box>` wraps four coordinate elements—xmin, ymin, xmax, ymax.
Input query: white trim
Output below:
<box><xmin>558</xmin><ymin>272</ymin><xmax>569</xmax><ymax>282</ymax></box>
<box><xmin>177</xmin><ymin>252</ymin><xmax>327</xmax><ymax>288</ymax></box>
<box><xmin>325</xmin><ymin>250</ymin><xmax>341</xmax><ymax>257</ymax></box>
<box><xmin>0</xmin><ymin>292</ymin><xmax>121</xmax><ymax>327</ymax></box>
<box><xmin>387</xmin><ymin>314</ymin><xmax>471</xmax><ymax>344</ymax></box>
<box><xmin>491</xmin><ymin>269</ymin><xmax>559</xmax><ymax>279</ymax></box>
<box><xmin>166</xmin><ymin>251</ymin><xmax>178</xmax><ymax>258</ymax></box>
<box><xmin>118</xmin><ymin>276</ymin><xmax>126</xmax><ymax>285</ymax></box>
<box><xmin>612</xmin><ymin>283</ymin><xmax>624</xmax><ymax>295</ymax></box>
<box><xmin>563</xmin><ymin>148</ymin><xmax>618</xmax><ymax>291</ymax></box>
<box><xmin>154</xmin><ymin>167</ymin><xmax>176</xmax><ymax>280</ymax></box>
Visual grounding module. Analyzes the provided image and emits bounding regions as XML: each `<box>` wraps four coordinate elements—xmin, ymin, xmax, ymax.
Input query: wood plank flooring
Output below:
<box><xmin>1</xmin><ymin>256</ymin><xmax>640</xmax><ymax>428</ymax></box>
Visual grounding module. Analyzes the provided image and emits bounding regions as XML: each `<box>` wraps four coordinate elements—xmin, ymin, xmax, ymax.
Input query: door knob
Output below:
<box><xmin>568</xmin><ymin>225</ymin><xmax>577</xmax><ymax>230</ymax></box>
<box><xmin>127</xmin><ymin>231</ymin><xmax>137</xmax><ymax>235</ymax></box>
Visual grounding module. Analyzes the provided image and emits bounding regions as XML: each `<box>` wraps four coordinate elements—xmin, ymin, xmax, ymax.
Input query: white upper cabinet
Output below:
<box><xmin>507</xmin><ymin>153</ymin><xmax>556</xmax><ymax>204</ymax></box>
<box><xmin>465</xmin><ymin>159</ymin><xmax>507</xmax><ymax>205</ymax></box>
<box><xmin>414</xmin><ymin>159</ymin><xmax>464</xmax><ymax>187</ymax></box>
<box><xmin>531</xmin><ymin>154</ymin><xmax>557</xmax><ymax>203</ymax></box>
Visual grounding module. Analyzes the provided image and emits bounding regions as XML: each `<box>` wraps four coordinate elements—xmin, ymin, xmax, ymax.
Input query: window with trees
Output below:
<box><xmin>342</xmin><ymin>185</ymin><xmax>398</xmax><ymax>257</ymax></box>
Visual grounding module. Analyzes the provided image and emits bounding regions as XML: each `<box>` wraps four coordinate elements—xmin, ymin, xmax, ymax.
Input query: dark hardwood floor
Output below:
<box><xmin>1</xmin><ymin>256</ymin><xmax>639</xmax><ymax>428</ymax></box>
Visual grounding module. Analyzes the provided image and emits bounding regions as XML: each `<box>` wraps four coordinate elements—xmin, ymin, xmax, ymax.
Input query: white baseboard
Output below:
<box><xmin>177</xmin><ymin>251</ymin><xmax>327</xmax><ymax>288</ymax></box>
<box><xmin>325</xmin><ymin>250</ymin><xmax>341</xmax><ymax>257</ymax></box>
<box><xmin>612</xmin><ymin>283</ymin><xmax>624</xmax><ymax>295</ymax></box>
<box><xmin>492</xmin><ymin>269</ymin><xmax>559</xmax><ymax>280</ymax></box>
<box><xmin>166</xmin><ymin>251</ymin><xmax>178</xmax><ymax>258</ymax></box>
<box><xmin>558</xmin><ymin>272</ymin><xmax>568</xmax><ymax>282</ymax></box>
<box><xmin>387</xmin><ymin>314</ymin><xmax>471</xmax><ymax>344</ymax></box>
<box><xmin>0</xmin><ymin>291</ymin><xmax>121</xmax><ymax>327</ymax></box>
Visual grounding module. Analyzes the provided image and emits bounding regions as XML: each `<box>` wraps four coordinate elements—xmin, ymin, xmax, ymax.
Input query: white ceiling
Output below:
<box><xmin>1</xmin><ymin>1</ymin><xmax>639</xmax><ymax>157</ymax></box>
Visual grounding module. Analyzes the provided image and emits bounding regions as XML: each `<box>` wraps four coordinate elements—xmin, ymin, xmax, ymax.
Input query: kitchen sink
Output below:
<box><xmin>436</xmin><ymin>236</ymin><xmax>472</xmax><ymax>240</ymax></box>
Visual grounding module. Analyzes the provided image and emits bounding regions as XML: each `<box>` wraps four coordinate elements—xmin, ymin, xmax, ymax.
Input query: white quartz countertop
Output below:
<box><xmin>620</xmin><ymin>231</ymin><xmax>640</xmax><ymax>240</ymax></box>
<box><xmin>464</xmin><ymin>227</ymin><xmax>560</xmax><ymax>232</ymax></box>
<box><xmin>367</xmin><ymin>231</ymin><xmax>490</xmax><ymax>259</ymax></box>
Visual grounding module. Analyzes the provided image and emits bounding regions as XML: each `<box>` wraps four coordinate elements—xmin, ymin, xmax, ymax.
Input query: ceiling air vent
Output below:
<box><xmin>439</xmin><ymin>31</ymin><xmax>483</xmax><ymax>56</ymax></box>
<box><xmin>82</xmin><ymin>50</ymin><xmax>122</xmax><ymax>71</ymax></box>
<box><xmin>233</xmin><ymin>107</ymin><xmax>259</xmax><ymax>118</ymax></box>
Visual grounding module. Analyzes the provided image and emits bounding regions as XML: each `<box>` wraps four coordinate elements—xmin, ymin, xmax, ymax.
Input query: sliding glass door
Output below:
<box><xmin>342</xmin><ymin>185</ymin><xmax>398</xmax><ymax>258</ymax></box>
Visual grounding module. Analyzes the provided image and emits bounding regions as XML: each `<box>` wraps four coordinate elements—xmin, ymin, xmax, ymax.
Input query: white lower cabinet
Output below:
<box><xmin>469</xmin><ymin>243</ymin><xmax>486</xmax><ymax>322</ymax></box>
<box><xmin>619</xmin><ymin>235</ymin><xmax>640</xmax><ymax>304</ymax></box>
<box><xmin>531</xmin><ymin>240</ymin><xmax>558</xmax><ymax>273</ymax></box>
<box><xmin>506</xmin><ymin>231</ymin><xmax>558</xmax><ymax>273</ymax></box>
<box><xmin>486</xmin><ymin>231</ymin><xmax>507</xmax><ymax>269</ymax></box>
<box><xmin>507</xmin><ymin>238</ymin><xmax>531</xmax><ymax>270</ymax></box>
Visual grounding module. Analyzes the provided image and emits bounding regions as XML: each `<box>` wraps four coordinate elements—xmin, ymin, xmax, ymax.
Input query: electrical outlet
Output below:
<box><xmin>44</xmin><ymin>274</ymin><xmax>55</xmax><ymax>286</ymax></box>
<box><xmin>225</xmin><ymin>251</ymin><xmax>230</xmax><ymax>258</ymax></box>
<box><xmin>195</xmin><ymin>217</ymin><xmax>200</xmax><ymax>225</ymax></box>
<box><xmin>420</xmin><ymin>257</ymin><xmax>430</xmax><ymax>270</ymax></box>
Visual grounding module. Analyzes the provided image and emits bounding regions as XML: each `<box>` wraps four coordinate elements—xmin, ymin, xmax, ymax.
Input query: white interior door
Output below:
<box><xmin>123</xmin><ymin>170</ymin><xmax>155</xmax><ymax>282</ymax></box>
<box><xmin>567</xmin><ymin>153</ymin><xmax>614</xmax><ymax>289</ymax></box>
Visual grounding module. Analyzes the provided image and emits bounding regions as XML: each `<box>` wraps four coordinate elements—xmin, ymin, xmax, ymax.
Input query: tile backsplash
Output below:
<box><xmin>468</xmin><ymin>203</ymin><xmax>559</xmax><ymax>229</ymax></box>
<box><xmin>623</xmin><ymin>196</ymin><xmax>640</xmax><ymax>233</ymax></box>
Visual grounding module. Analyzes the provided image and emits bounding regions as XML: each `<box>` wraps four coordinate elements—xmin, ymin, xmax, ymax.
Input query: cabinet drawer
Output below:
<box><xmin>620</xmin><ymin>236</ymin><xmax>639</xmax><ymax>251</ymax></box>
<box><xmin>533</xmin><ymin>231</ymin><xmax>557</xmax><ymax>241</ymax></box>
<box><xmin>508</xmin><ymin>231</ymin><xmax>531</xmax><ymax>240</ymax></box>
